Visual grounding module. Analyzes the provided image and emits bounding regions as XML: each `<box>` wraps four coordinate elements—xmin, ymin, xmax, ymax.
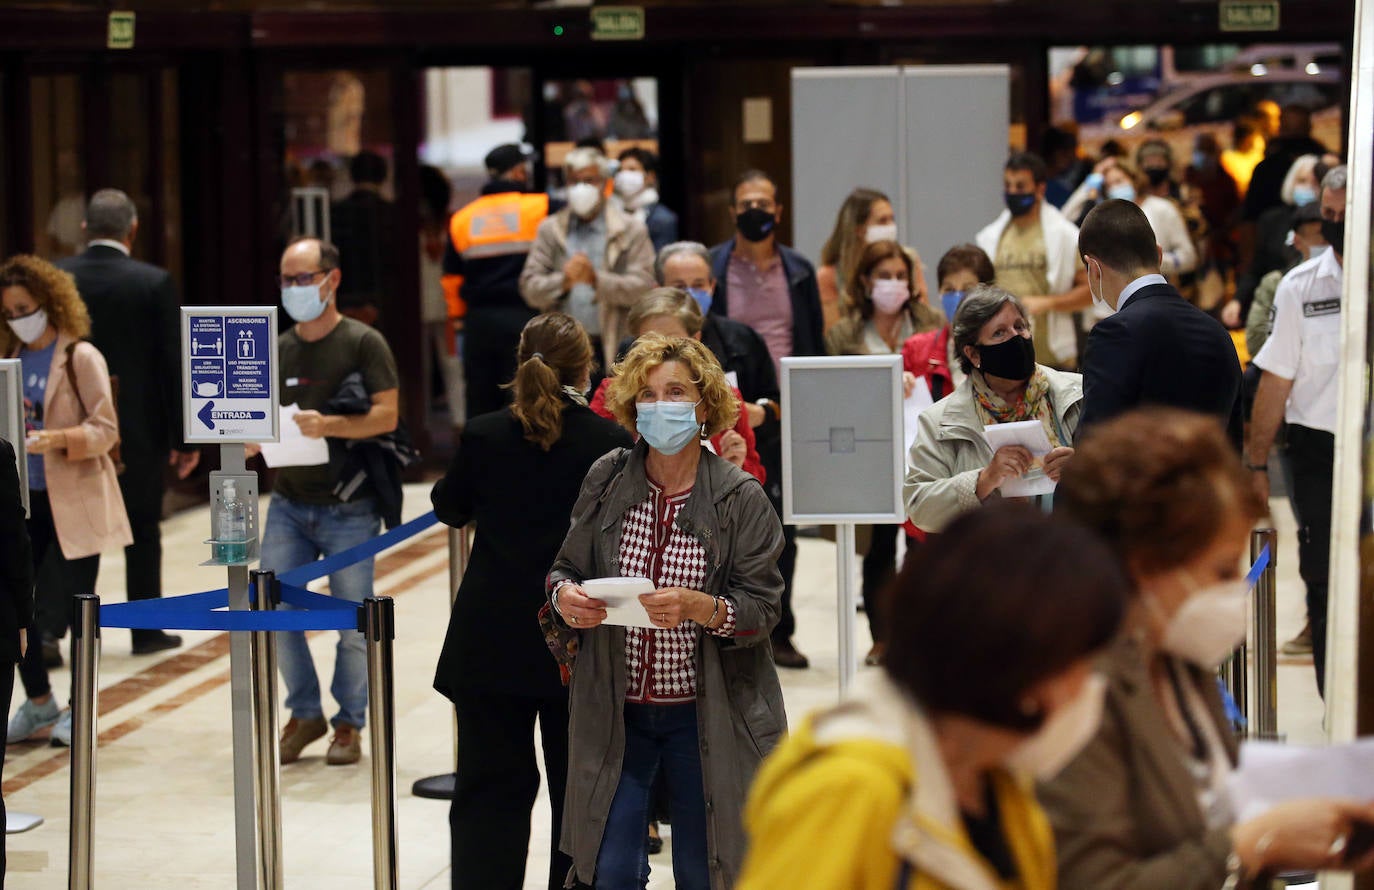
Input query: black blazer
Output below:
<box><xmin>57</xmin><ymin>245</ymin><xmax>184</xmax><ymax>458</ymax></box>
<box><xmin>431</xmin><ymin>402</ymin><xmax>632</xmax><ymax>700</ymax></box>
<box><xmin>1080</xmin><ymin>282</ymin><xmax>1243</xmax><ymax>447</ymax></box>
<box><xmin>0</xmin><ymin>439</ymin><xmax>34</xmax><ymax>664</ymax></box>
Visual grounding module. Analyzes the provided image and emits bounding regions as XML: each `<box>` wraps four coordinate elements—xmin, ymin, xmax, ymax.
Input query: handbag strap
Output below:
<box><xmin>64</xmin><ymin>342</ymin><xmax>89</xmax><ymax>418</ymax></box>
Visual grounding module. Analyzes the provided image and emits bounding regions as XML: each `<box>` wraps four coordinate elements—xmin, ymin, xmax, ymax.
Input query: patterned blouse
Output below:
<box><xmin>618</xmin><ymin>478</ymin><xmax>737</xmax><ymax>704</ymax></box>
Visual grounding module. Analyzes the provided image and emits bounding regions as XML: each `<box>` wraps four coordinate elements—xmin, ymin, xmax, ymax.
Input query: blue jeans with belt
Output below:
<box><xmin>595</xmin><ymin>702</ymin><xmax>709</xmax><ymax>890</ymax></box>
<box><xmin>260</xmin><ymin>494</ymin><xmax>380</xmax><ymax>729</ymax></box>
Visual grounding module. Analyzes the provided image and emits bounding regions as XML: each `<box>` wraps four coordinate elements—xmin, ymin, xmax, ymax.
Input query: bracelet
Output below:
<box><xmin>551</xmin><ymin>584</ymin><xmax>568</xmax><ymax>616</ymax></box>
<box><xmin>707</xmin><ymin>595</ymin><xmax>722</xmax><ymax>629</ymax></box>
<box><xmin>1246</xmin><ymin>463</ymin><xmax>1269</xmax><ymax>473</ymax></box>
<box><xmin>755</xmin><ymin>398</ymin><xmax>779</xmax><ymax>421</ymax></box>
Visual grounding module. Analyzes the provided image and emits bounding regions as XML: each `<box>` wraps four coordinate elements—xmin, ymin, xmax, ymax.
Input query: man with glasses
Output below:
<box><xmin>519</xmin><ymin>146</ymin><xmax>655</xmax><ymax>374</ymax></box>
<box><xmin>707</xmin><ymin>169</ymin><xmax>824</xmax><ymax>669</ymax></box>
<box><xmin>262</xmin><ymin>236</ymin><xmax>400</xmax><ymax>766</ymax></box>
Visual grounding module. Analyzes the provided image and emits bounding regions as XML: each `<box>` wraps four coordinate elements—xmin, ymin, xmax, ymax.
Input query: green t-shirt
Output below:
<box><xmin>274</xmin><ymin>316</ymin><xmax>399</xmax><ymax>504</ymax></box>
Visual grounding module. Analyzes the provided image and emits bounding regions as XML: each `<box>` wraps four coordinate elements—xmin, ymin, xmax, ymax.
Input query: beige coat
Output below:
<box><xmin>1038</xmin><ymin>636</ymin><xmax>1239</xmax><ymax>890</ymax></box>
<box><xmin>903</xmin><ymin>365</ymin><xmax>1082</xmax><ymax>532</ymax></box>
<box><xmin>11</xmin><ymin>333</ymin><xmax>132</xmax><ymax>559</ymax></box>
<box><xmin>517</xmin><ymin>202</ymin><xmax>656</xmax><ymax>370</ymax></box>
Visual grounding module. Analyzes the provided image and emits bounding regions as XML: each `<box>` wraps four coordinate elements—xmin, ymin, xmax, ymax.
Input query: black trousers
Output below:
<box><xmin>862</xmin><ymin>524</ymin><xmax>903</xmax><ymax>644</ymax></box>
<box><xmin>119</xmin><ymin>451</ymin><xmax>169</xmax><ymax>647</ymax></box>
<box><xmin>19</xmin><ymin>490</ymin><xmax>99</xmax><ymax>700</ymax></box>
<box><xmin>0</xmin><ymin>659</ymin><xmax>13</xmax><ymax>884</ymax></box>
<box><xmin>450</xmin><ymin>690</ymin><xmax>571</xmax><ymax>890</ymax></box>
<box><xmin>464</xmin><ymin>307</ymin><xmax>535</xmax><ymax>421</ymax></box>
<box><xmin>1285</xmin><ymin>424</ymin><xmax>1334</xmax><ymax>696</ymax></box>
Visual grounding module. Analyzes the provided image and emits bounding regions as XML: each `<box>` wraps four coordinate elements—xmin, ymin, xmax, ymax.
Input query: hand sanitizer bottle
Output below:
<box><xmin>216</xmin><ymin>480</ymin><xmax>248</xmax><ymax>564</ymax></box>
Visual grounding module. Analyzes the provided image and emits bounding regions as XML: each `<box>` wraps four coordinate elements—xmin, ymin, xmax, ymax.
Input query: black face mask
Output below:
<box><xmin>976</xmin><ymin>334</ymin><xmax>1036</xmax><ymax>382</ymax></box>
<box><xmin>1144</xmin><ymin>166</ymin><xmax>1171</xmax><ymax>187</ymax></box>
<box><xmin>1004</xmin><ymin>192</ymin><xmax>1037</xmax><ymax>217</ymax></box>
<box><xmin>1321</xmin><ymin>218</ymin><xmax>1345</xmax><ymax>254</ymax></box>
<box><xmin>735</xmin><ymin>207</ymin><xmax>777</xmax><ymax>243</ymax></box>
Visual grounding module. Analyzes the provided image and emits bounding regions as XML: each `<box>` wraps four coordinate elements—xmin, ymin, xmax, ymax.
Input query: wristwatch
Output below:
<box><xmin>755</xmin><ymin>397</ymin><xmax>780</xmax><ymax>421</ymax></box>
<box><xmin>1246</xmin><ymin>463</ymin><xmax>1269</xmax><ymax>473</ymax></box>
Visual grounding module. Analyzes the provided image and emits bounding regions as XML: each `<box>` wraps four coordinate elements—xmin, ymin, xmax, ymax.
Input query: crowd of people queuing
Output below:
<box><xmin>0</xmin><ymin>96</ymin><xmax>1358</xmax><ymax>889</ymax></box>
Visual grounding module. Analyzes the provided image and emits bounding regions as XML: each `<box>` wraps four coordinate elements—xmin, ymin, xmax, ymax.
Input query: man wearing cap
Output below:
<box><xmin>443</xmin><ymin>144</ymin><xmax>551</xmax><ymax>419</ymax></box>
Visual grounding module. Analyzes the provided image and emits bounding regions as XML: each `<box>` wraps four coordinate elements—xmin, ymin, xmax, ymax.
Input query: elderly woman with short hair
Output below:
<box><xmin>549</xmin><ymin>333</ymin><xmax>785</xmax><ymax>890</ymax></box>
<box><xmin>904</xmin><ymin>284</ymin><xmax>1082</xmax><ymax>533</ymax></box>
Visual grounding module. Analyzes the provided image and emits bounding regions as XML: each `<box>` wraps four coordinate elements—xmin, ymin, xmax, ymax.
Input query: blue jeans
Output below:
<box><xmin>595</xmin><ymin>702</ymin><xmax>709</xmax><ymax>890</ymax></box>
<box><xmin>261</xmin><ymin>495</ymin><xmax>380</xmax><ymax>729</ymax></box>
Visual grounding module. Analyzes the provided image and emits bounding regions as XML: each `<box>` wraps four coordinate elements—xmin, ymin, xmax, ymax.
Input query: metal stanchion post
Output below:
<box><xmin>1252</xmin><ymin>528</ymin><xmax>1279</xmax><ymax>739</ymax></box>
<box><xmin>412</xmin><ymin>524</ymin><xmax>470</xmax><ymax>800</ymax></box>
<box><xmin>68</xmin><ymin>594</ymin><xmax>101</xmax><ymax>890</ymax></box>
<box><xmin>364</xmin><ymin>597</ymin><xmax>399</xmax><ymax>890</ymax></box>
<box><xmin>249</xmin><ymin>570</ymin><xmax>283</xmax><ymax>889</ymax></box>
<box><xmin>837</xmin><ymin>523</ymin><xmax>858</xmax><ymax>694</ymax></box>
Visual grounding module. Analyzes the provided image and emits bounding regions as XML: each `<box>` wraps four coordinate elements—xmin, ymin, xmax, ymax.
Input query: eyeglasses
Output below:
<box><xmin>277</xmin><ymin>270</ymin><xmax>327</xmax><ymax>288</ymax></box>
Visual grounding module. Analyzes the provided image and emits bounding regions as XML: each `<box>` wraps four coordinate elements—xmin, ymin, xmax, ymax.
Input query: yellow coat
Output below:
<box><xmin>738</xmin><ymin>673</ymin><xmax>1057</xmax><ymax>890</ymax></box>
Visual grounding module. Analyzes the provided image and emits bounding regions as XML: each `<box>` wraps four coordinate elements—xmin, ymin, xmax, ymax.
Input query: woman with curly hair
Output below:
<box><xmin>0</xmin><ymin>254</ymin><xmax>130</xmax><ymax>747</ymax></box>
<box><xmin>548</xmin><ymin>333</ymin><xmax>785</xmax><ymax>890</ymax></box>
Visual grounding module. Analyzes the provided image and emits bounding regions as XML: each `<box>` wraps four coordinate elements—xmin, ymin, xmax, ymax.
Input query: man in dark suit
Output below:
<box><xmin>1077</xmin><ymin>198</ymin><xmax>1243</xmax><ymax>446</ymax></box>
<box><xmin>1</xmin><ymin>437</ymin><xmax>35</xmax><ymax>879</ymax></box>
<box><xmin>58</xmin><ymin>189</ymin><xmax>196</xmax><ymax>655</ymax></box>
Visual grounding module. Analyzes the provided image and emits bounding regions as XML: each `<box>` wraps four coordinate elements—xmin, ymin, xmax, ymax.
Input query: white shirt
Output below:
<box><xmin>88</xmin><ymin>239</ymin><xmax>131</xmax><ymax>256</ymax></box>
<box><xmin>1252</xmin><ymin>249</ymin><xmax>1343</xmax><ymax>433</ymax></box>
<box><xmin>1117</xmin><ymin>273</ymin><xmax>1168</xmax><ymax>312</ymax></box>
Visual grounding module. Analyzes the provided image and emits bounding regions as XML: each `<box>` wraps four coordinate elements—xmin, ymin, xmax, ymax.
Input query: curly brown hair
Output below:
<box><xmin>605</xmin><ymin>333</ymin><xmax>738</xmax><ymax>440</ymax></box>
<box><xmin>1056</xmin><ymin>408</ymin><xmax>1265</xmax><ymax>576</ymax></box>
<box><xmin>0</xmin><ymin>254</ymin><xmax>90</xmax><ymax>354</ymax></box>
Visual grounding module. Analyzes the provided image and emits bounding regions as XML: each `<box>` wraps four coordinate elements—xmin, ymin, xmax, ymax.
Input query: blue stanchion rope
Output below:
<box><xmin>99</xmin><ymin>510</ymin><xmax>440</xmax><ymax>632</ymax></box>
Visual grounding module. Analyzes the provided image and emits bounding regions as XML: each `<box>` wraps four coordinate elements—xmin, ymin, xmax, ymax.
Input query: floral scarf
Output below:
<box><xmin>971</xmin><ymin>369</ymin><xmax>1066</xmax><ymax>449</ymax></box>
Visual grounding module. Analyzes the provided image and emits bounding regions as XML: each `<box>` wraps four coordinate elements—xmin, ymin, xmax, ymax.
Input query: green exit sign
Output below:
<box><xmin>591</xmin><ymin>6</ymin><xmax>645</xmax><ymax>41</ymax></box>
<box><xmin>1220</xmin><ymin>0</ymin><xmax>1280</xmax><ymax>31</ymax></box>
<box><xmin>107</xmin><ymin>11</ymin><xmax>135</xmax><ymax>49</ymax></box>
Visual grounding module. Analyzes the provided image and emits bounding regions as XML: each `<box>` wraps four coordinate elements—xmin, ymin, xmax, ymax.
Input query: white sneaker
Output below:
<box><xmin>8</xmin><ymin>697</ymin><xmax>60</xmax><ymax>743</ymax></box>
<box><xmin>49</xmin><ymin>709</ymin><xmax>73</xmax><ymax>748</ymax></box>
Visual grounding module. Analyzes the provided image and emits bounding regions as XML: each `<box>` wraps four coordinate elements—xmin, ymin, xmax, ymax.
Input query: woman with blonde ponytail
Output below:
<box><xmin>431</xmin><ymin>312</ymin><xmax>632</xmax><ymax>890</ymax></box>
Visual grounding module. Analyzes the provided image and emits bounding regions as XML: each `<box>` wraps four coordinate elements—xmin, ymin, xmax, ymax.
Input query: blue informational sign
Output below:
<box><xmin>182</xmin><ymin>307</ymin><xmax>279</xmax><ymax>443</ymax></box>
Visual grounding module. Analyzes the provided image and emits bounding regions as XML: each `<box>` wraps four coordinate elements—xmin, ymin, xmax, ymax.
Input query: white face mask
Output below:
<box><xmin>869</xmin><ymin>278</ymin><xmax>911</xmax><ymax>314</ymax></box>
<box><xmin>1087</xmin><ymin>258</ymin><xmax>1114</xmax><ymax>317</ymax></box>
<box><xmin>865</xmin><ymin>223</ymin><xmax>898</xmax><ymax>244</ymax></box>
<box><xmin>7</xmin><ymin>308</ymin><xmax>49</xmax><ymax>345</ymax></box>
<box><xmin>1005</xmin><ymin>674</ymin><xmax>1106</xmax><ymax>780</ymax></box>
<box><xmin>613</xmin><ymin>169</ymin><xmax>645</xmax><ymax>198</ymax></box>
<box><xmin>282</xmin><ymin>284</ymin><xmax>328</xmax><ymax>323</ymax></box>
<box><xmin>567</xmin><ymin>182</ymin><xmax>602</xmax><ymax>218</ymax></box>
<box><xmin>1150</xmin><ymin>577</ymin><xmax>1249</xmax><ymax>668</ymax></box>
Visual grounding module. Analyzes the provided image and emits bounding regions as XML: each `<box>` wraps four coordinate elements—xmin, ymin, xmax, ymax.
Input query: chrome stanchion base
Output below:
<box><xmin>411</xmin><ymin>772</ymin><xmax>455</xmax><ymax>800</ymax></box>
<box><xmin>6</xmin><ymin>812</ymin><xmax>43</xmax><ymax>834</ymax></box>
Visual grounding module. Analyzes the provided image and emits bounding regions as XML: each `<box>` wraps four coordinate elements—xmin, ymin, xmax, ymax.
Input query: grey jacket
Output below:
<box><xmin>518</xmin><ymin>202</ymin><xmax>656</xmax><ymax>370</ymax></box>
<box><xmin>548</xmin><ymin>442</ymin><xmax>786</xmax><ymax>890</ymax></box>
<box><xmin>903</xmin><ymin>366</ymin><xmax>1083</xmax><ymax>532</ymax></box>
<box><xmin>1038</xmin><ymin>636</ymin><xmax>1238</xmax><ymax>890</ymax></box>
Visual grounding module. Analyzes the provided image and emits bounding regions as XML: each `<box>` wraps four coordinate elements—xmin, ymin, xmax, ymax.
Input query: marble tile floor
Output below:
<box><xmin>4</xmin><ymin>485</ymin><xmax>1322</xmax><ymax>888</ymax></box>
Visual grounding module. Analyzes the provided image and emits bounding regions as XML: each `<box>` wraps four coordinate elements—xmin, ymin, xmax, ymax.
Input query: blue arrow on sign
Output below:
<box><xmin>198</xmin><ymin>401</ymin><xmax>216</xmax><ymax>430</ymax></box>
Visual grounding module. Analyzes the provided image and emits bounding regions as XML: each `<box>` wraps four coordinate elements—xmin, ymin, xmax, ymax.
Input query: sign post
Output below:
<box><xmin>781</xmin><ymin>355</ymin><xmax>905</xmax><ymax>693</ymax></box>
<box><xmin>181</xmin><ymin>307</ymin><xmax>279</xmax><ymax>890</ymax></box>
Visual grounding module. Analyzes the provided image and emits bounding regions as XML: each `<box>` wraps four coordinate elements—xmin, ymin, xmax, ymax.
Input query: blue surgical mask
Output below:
<box><xmin>282</xmin><ymin>284</ymin><xmax>327</xmax><ymax>323</ymax></box>
<box><xmin>635</xmin><ymin>399</ymin><xmax>702</xmax><ymax>456</ymax></box>
<box><xmin>1192</xmin><ymin>150</ymin><xmax>1208</xmax><ymax>170</ymax></box>
<box><xmin>940</xmin><ymin>290</ymin><xmax>966</xmax><ymax>323</ymax></box>
<box><xmin>687</xmin><ymin>286</ymin><xmax>713</xmax><ymax>315</ymax></box>
<box><xmin>1293</xmin><ymin>184</ymin><xmax>1318</xmax><ymax>207</ymax></box>
<box><xmin>1107</xmin><ymin>183</ymin><xmax>1137</xmax><ymax>202</ymax></box>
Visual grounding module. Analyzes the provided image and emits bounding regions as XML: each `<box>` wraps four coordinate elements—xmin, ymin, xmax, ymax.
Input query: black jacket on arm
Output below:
<box><xmin>57</xmin><ymin>245</ymin><xmax>184</xmax><ymax>458</ymax></box>
<box><xmin>0</xmin><ymin>440</ymin><xmax>34</xmax><ymax>665</ymax></box>
<box><xmin>431</xmin><ymin>402</ymin><xmax>632</xmax><ymax>700</ymax></box>
<box><xmin>1080</xmin><ymin>282</ymin><xmax>1243</xmax><ymax>448</ymax></box>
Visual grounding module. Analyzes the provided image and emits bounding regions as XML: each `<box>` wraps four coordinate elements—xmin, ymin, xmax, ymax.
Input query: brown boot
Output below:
<box><xmin>279</xmin><ymin>716</ymin><xmax>328</xmax><ymax>764</ymax></box>
<box><xmin>326</xmin><ymin>723</ymin><xmax>362</xmax><ymax>765</ymax></box>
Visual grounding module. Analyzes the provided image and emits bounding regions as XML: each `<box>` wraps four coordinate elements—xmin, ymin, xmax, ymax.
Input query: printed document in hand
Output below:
<box><xmin>903</xmin><ymin>377</ymin><xmax>934</xmax><ymax>461</ymax></box>
<box><xmin>258</xmin><ymin>403</ymin><xmax>329</xmax><ymax>468</ymax></box>
<box><xmin>981</xmin><ymin>419</ymin><xmax>1056</xmax><ymax>498</ymax></box>
<box><xmin>582</xmin><ymin>577</ymin><xmax>657</xmax><ymax>629</ymax></box>
<box><xmin>1228</xmin><ymin>738</ymin><xmax>1374</xmax><ymax>822</ymax></box>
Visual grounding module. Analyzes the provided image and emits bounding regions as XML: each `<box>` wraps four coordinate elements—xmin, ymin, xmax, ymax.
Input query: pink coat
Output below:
<box><xmin>11</xmin><ymin>333</ymin><xmax>132</xmax><ymax>559</ymax></box>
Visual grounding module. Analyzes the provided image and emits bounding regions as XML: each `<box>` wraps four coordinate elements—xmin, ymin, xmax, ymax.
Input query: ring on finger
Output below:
<box><xmin>1329</xmin><ymin>834</ymin><xmax>1349</xmax><ymax>859</ymax></box>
